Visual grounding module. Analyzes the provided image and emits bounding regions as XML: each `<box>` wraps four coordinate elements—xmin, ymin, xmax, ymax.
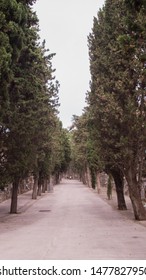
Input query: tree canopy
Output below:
<box><xmin>0</xmin><ymin>0</ymin><xmax>70</xmax><ymax>213</ymax></box>
<box><xmin>86</xmin><ymin>0</ymin><xmax>146</xmax><ymax>220</ymax></box>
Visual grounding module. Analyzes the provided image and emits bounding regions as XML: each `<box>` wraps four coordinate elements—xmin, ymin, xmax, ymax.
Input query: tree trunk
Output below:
<box><xmin>48</xmin><ymin>176</ymin><xmax>54</xmax><ymax>192</ymax></box>
<box><xmin>82</xmin><ymin>170</ymin><xmax>87</xmax><ymax>185</ymax></box>
<box><xmin>107</xmin><ymin>174</ymin><xmax>113</xmax><ymax>200</ymax></box>
<box><xmin>10</xmin><ymin>178</ymin><xmax>20</xmax><ymax>214</ymax></box>
<box><xmin>42</xmin><ymin>179</ymin><xmax>46</xmax><ymax>193</ymax></box>
<box><xmin>54</xmin><ymin>172</ymin><xmax>60</xmax><ymax>185</ymax></box>
<box><xmin>110</xmin><ymin>168</ymin><xmax>127</xmax><ymax>210</ymax></box>
<box><xmin>86</xmin><ymin>166</ymin><xmax>92</xmax><ymax>188</ymax></box>
<box><xmin>47</xmin><ymin>175</ymin><xmax>50</xmax><ymax>192</ymax></box>
<box><xmin>37</xmin><ymin>177</ymin><xmax>42</xmax><ymax>196</ymax></box>
<box><xmin>96</xmin><ymin>173</ymin><xmax>101</xmax><ymax>194</ymax></box>
<box><xmin>84</xmin><ymin>171</ymin><xmax>88</xmax><ymax>186</ymax></box>
<box><xmin>32</xmin><ymin>175</ymin><xmax>38</xmax><ymax>199</ymax></box>
<box><xmin>90</xmin><ymin>168</ymin><xmax>96</xmax><ymax>189</ymax></box>
<box><xmin>125</xmin><ymin>166</ymin><xmax>146</xmax><ymax>220</ymax></box>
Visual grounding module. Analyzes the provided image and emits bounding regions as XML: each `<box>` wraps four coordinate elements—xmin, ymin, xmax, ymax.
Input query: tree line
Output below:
<box><xmin>0</xmin><ymin>0</ymin><xmax>146</xmax><ymax>222</ymax></box>
<box><xmin>0</xmin><ymin>0</ymin><xmax>71</xmax><ymax>213</ymax></box>
<box><xmin>70</xmin><ymin>0</ymin><xmax>146</xmax><ymax>221</ymax></box>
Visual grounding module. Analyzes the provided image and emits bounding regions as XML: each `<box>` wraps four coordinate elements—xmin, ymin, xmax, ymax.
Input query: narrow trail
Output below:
<box><xmin>0</xmin><ymin>179</ymin><xmax>146</xmax><ymax>260</ymax></box>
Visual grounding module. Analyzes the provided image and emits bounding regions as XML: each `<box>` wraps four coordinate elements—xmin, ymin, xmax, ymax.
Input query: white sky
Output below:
<box><xmin>34</xmin><ymin>0</ymin><xmax>105</xmax><ymax>128</ymax></box>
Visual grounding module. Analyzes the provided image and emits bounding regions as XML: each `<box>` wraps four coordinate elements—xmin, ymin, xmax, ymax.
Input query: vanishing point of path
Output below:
<box><xmin>0</xmin><ymin>179</ymin><xmax>146</xmax><ymax>260</ymax></box>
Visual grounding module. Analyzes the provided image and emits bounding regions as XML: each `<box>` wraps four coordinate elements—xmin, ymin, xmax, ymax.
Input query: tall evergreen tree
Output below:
<box><xmin>0</xmin><ymin>0</ymin><xmax>60</xmax><ymax>213</ymax></box>
<box><xmin>87</xmin><ymin>0</ymin><xmax>146</xmax><ymax>219</ymax></box>
<box><xmin>0</xmin><ymin>0</ymin><xmax>28</xmax><ymax>188</ymax></box>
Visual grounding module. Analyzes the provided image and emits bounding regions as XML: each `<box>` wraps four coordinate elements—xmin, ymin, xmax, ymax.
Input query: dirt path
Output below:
<box><xmin>0</xmin><ymin>179</ymin><xmax>146</xmax><ymax>260</ymax></box>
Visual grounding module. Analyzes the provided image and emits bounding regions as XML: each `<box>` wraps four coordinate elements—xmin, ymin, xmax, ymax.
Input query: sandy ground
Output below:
<box><xmin>0</xmin><ymin>179</ymin><xmax>146</xmax><ymax>260</ymax></box>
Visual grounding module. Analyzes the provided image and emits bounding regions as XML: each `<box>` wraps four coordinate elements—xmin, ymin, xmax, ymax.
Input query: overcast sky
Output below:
<box><xmin>34</xmin><ymin>0</ymin><xmax>105</xmax><ymax>128</ymax></box>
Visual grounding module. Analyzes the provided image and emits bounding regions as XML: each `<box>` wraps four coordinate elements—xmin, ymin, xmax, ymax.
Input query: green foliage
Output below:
<box><xmin>60</xmin><ymin>128</ymin><xmax>72</xmax><ymax>173</ymax></box>
<box><xmin>86</xmin><ymin>0</ymin><xmax>146</xmax><ymax>219</ymax></box>
<box><xmin>51</xmin><ymin>121</ymin><xmax>71</xmax><ymax>177</ymax></box>
<box><xmin>87</xmin><ymin>0</ymin><xmax>146</xmax><ymax>172</ymax></box>
<box><xmin>0</xmin><ymin>0</ymin><xmax>60</xmax><ymax>191</ymax></box>
<box><xmin>70</xmin><ymin>114</ymin><xmax>88</xmax><ymax>177</ymax></box>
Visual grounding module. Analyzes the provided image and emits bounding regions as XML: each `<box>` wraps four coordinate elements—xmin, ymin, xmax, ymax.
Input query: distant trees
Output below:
<box><xmin>70</xmin><ymin>114</ymin><xmax>88</xmax><ymax>184</ymax></box>
<box><xmin>0</xmin><ymin>0</ymin><xmax>71</xmax><ymax>213</ymax></box>
<box><xmin>50</xmin><ymin>120</ymin><xmax>71</xmax><ymax>185</ymax></box>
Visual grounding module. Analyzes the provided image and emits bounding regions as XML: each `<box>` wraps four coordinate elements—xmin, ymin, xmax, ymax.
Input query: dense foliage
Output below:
<box><xmin>86</xmin><ymin>0</ymin><xmax>146</xmax><ymax>220</ymax></box>
<box><xmin>0</xmin><ymin>0</ymin><xmax>71</xmax><ymax>213</ymax></box>
<box><xmin>69</xmin><ymin>0</ymin><xmax>146</xmax><ymax>220</ymax></box>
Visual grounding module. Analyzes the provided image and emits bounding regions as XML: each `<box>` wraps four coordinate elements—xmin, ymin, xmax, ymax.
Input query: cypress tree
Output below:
<box><xmin>87</xmin><ymin>0</ymin><xmax>146</xmax><ymax>219</ymax></box>
<box><xmin>0</xmin><ymin>0</ymin><xmax>60</xmax><ymax>212</ymax></box>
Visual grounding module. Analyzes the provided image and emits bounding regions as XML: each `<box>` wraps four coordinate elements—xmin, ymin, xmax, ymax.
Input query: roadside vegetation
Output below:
<box><xmin>0</xmin><ymin>0</ymin><xmax>71</xmax><ymax>213</ymax></box>
<box><xmin>0</xmin><ymin>0</ymin><xmax>146</xmax><ymax>221</ymax></box>
<box><xmin>70</xmin><ymin>0</ymin><xmax>146</xmax><ymax>221</ymax></box>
